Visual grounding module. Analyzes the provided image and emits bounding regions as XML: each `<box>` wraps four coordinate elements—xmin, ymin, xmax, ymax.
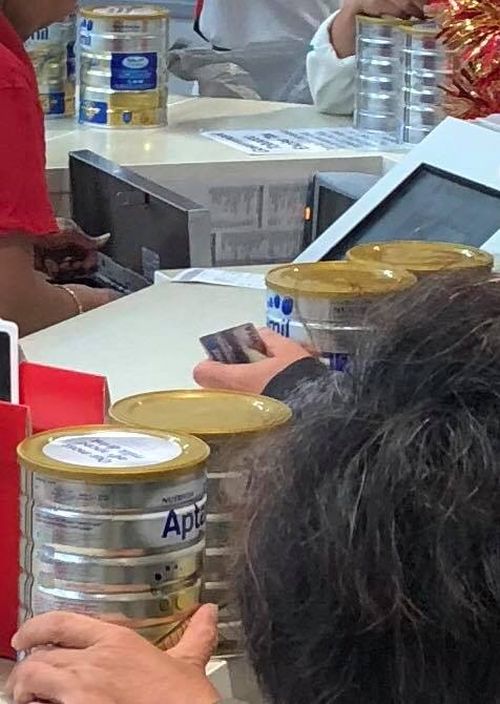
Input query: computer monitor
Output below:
<box><xmin>296</xmin><ymin>118</ymin><xmax>500</xmax><ymax>263</ymax></box>
<box><xmin>70</xmin><ymin>150</ymin><xmax>213</xmax><ymax>281</ymax></box>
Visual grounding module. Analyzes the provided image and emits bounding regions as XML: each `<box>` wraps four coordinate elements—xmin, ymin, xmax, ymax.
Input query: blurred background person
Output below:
<box><xmin>168</xmin><ymin>0</ymin><xmax>342</xmax><ymax>103</ymax></box>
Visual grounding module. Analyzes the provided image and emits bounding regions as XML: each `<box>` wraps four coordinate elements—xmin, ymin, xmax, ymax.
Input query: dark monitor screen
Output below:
<box><xmin>0</xmin><ymin>333</ymin><xmax>11</xmax><ymax>402</ymax></box>
<box><xmin>320</xmin><ymin>164</ymin><xmax>500</xmax><ymax>261</ymax></box>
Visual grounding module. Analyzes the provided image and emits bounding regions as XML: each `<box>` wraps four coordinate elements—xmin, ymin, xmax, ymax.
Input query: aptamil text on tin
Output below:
<box><xmin>266</xmin><ymin>262</ymin><xmax>417</xmax><ymax>371</ymax></box>
<box><xmin>18</xmin><ymin>425</ymin><xmax>209</xmax><ymax>648</ymax></box>
<box><xmin>78</xmin><ymin>6</ymin><xmax>169</xmax><ymax>128</ymax></box>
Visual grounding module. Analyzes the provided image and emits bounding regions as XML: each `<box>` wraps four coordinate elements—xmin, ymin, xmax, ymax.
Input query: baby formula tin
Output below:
<box><xmin>354</xmin><ymin>15</ymin><xmax>406</xmax><ymax>137</ymax></box>
<box><xmin>400</xmin><ymin>22</ymin><xmax>456</xmax><ymax>144</ymax></box>
<box><xmin>18</xmin><ymin>425</ymin><xmax>209</xmax><ymax>648</ymax></box>
<box><xmin>78</xmin><ymin>6</ymin><xmax>169</xmax><ymax>128</ymax></box>
<box><xmin>266</xmin><ymin>262</ymin><xmax>417</xmax><ymax>371</ymax></box>
<box><xmin>109</xmin><ymin>389</ymin><xmax>292</xmax><ymax>655</ymax></box>
<box><xmin>346</xmin><ymin>241</ymin><xmax>494</xmax><ymax>279</ymax></box>
<box><xmin>25</xmin><ymin>16</ymin><xmax>76</xmax><ymax>117</ymax></box>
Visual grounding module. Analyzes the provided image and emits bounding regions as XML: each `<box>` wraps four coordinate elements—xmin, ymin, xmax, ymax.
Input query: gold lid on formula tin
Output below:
<box><xmin>80</xmin><ymin>6</ymin><xmax>169</xmax><ymax>19</ymax></box>
<box><xmin>356</xmin><ymin>13</ymin><xmax>411</xmax><ymax>26</ymax></box>
<box><xmin>346</xmin><ymin>241</ymin><xmax>494</xmax><ymax>276</ymax></box>
<box><xmin>399</xmin><ymin>21</ymin><xmax>439</xmax><ymax>35</ymax></box>
<box><xmin>109</xmin><ymin>390</ymin><xmax>292</xmax><ymax>438</ymax></box>
<box><xmin>266</xmin><ymin>262</ymin><xmax>417</xmax><ymax>299</ymax></box>
<box><xmin>18</xmin><ymin>425</ymin><xmax>209</xmax><ymax>483</ymax></box>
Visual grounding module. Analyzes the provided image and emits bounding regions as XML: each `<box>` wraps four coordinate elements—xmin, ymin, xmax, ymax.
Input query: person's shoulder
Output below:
<box><xmin>0</xmin><ymin>43</ymin><xmax>33</xmax><ymax>91</ymax></box>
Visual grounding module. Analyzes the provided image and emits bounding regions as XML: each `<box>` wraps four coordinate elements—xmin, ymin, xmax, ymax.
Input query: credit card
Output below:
<box><xmin>200</xmin><ymin>323</ymin><xmax>267</xmax><ymax>364</ymax></box>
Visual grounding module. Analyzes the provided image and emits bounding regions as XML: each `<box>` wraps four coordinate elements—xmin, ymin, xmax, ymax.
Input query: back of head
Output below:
<box><xmin>236</xmin><ymin>274</ymin><xmax>500</xmax><ymax>704</ymax></box>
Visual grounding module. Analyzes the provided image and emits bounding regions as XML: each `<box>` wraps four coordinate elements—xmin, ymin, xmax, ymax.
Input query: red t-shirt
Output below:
<box><xmin>0</xmin><ymin>13</ymin><xmax>58</xmax><ymax>237</ymax></box>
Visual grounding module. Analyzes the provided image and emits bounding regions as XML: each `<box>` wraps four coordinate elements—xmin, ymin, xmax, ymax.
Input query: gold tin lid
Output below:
<box><xmin>265</xmin><ymin>262</ymin><xmax>417</xmax><ymax>299</ymax></box>
<box><xmin>346</xmin><ymin>241</ymin><xmax>494</xmax><ymax>275</ymax></box>
<box><xmin>399</xmin><ymin>21</ymin><xmax>439</xmax><ymax>35</ymax></box>
<box><xmin>356</xmin><ymin>14</ymin><xmax>413</xmax><ymax>27</ymax></box>
<box><xmin>109</xmin><ymin>389</ymin><xmax>292</xmax><ymax>438</ymax></box>
<box><xmin>18</xmin><ymin>425</ymin><xmax>209</xmax><ymax>483</ymax></box>
<box><xmin>80</xmin><ymin>6</ymin><xmax>169</xmax><ymax>20</ymax></box>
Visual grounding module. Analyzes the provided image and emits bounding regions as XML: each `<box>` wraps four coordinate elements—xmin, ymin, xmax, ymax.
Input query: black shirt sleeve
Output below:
<box><xmin>263</xmin><ymin>357</ymin><xmax>330</xmax><ymax>402</ymax></box>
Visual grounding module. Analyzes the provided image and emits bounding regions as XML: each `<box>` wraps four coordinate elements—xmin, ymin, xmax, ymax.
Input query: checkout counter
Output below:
<box><xmin>3</xmin><ymin>100</ymin><xmax>500</xmax><ymax>703</ymax></box>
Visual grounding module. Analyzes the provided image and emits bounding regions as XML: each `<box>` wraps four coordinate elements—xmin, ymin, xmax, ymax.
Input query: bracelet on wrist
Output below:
<box><xmin>55</xmin><ymin>284</ymin><xmax>84</xmax><ymax>315</ymax></box>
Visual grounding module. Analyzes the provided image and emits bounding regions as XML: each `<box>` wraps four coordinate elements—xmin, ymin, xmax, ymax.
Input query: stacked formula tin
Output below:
<box><xmin>18</xmin><ymin>426</ymin><xmax>209</xmax><ymax>648</ymax></box>
<box><xmin>25</xmin><ymin>16</ymin><xmax>76</xmax><ymax>118</ymax></box>
<box><xmin>79</xmin><ymin>6</ymin><xmax>169</xmax><ymax>128</ymax></box>
<box><xmin>400</xmin><ymin>23</ymin><xmax>455</xmax><ymax>144</ymax></box>
<box><xmin>109</xmin><ymin>389</ymin><xmax>292</xmax><ymax>656</ymax></box>
<box><xmin>354</xmin><ymin>15</ymin><xmax>406</xmax><ymax>138</ymax></box>
<box><xmin>354</xmin><ymin>15</ymin><xmax>455</xmax><ymax>144</ymax></box>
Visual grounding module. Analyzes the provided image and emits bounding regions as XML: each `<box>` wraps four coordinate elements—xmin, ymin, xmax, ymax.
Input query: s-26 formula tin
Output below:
<box><xmin>78</xmin><ymin>6</ymin><xmax>169</xmax><ymax>128</ymax></box>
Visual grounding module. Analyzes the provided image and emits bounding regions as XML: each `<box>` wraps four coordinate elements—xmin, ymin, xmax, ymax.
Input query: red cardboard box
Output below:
<box><xmin>0</xmin><ymin>362</ymin><xmax>108</xmax><ymax>659</ymax></box>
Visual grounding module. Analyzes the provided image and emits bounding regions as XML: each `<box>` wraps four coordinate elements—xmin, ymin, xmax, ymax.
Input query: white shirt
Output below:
<box><xmin>198</xmin><ymin>0</ymin><xmax>341</xmax><ymax>49</ymax></box>
<box><xmin>307</xmin><ymin>10</ymin><xmax>356</xmax><ymax>115</ymax></box>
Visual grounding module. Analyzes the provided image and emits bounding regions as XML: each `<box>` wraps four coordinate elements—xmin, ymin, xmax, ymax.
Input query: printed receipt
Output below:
<box><xmin>201</xmin><ymin>127</ymin><xmax>403</xmax><ymax>156</ymax></box>
<box><xmin>168</xmin><ymin>268</ymin><xmax>267</xmax><ymax>290</ymax></box>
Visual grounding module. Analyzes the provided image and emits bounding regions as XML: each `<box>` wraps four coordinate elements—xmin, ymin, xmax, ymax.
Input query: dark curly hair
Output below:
<box><xmin>235</xmin><ymin>273</ymin><xmax>500</xmax><ymax>704</ymax></box>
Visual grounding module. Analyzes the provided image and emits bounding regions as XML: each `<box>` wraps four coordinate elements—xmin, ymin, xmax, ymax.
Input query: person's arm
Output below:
<box><xmin>306</xmin><ymin>10</ymin><xmax>357</xmax><ymax>115</ymax></box>
<box><xmin>0</xmin><ymin>84</ymin><xmax>114</xmax><ymax>335</ymax></box>
<box><xmin>0</xmin><ymin>237</ymin><xmax>114</xmax><ymax>336</ymax></box>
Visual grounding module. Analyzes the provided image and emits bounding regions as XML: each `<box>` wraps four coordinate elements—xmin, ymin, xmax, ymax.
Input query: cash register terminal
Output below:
<box><xmin>296</xmin><ymin>118</ymin><xmax>500</xmax><ymax>263</ymax></box>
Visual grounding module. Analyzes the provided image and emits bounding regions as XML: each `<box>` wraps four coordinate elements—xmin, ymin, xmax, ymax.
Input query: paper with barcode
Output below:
<box><xmin>201</xmin><ymin>127</ymin><xmax>401</xmax><ymax>155</ymax></box>
<box><xmin>168</xmin><ymin>268</ymin><xmax>266</xmax><ymax>290</ymax></box>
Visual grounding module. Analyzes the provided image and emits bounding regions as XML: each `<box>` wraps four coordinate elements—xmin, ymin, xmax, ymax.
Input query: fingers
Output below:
<box><xmin>12</xmin><ymin>612</ymin><xmax>114</xmax><ymax>652</ymax></box>
<box><xmin>193</xmin><ymin>359</ymin><xmax>261</xmax><ymax>391</ymax></box>
<box><xmin>257</xmin><ymin>328</ymin><xmax>310</xmax><ymax>358</ymax></box>
<box><xmin>7</xmin><ymin>661</ymin><xmax>72</xmax><ymax>704</ymax></box>
<box><xmin>168</xmin><ymin>604</ymin><xmax>218</xmax><ymax>668</ymax></box>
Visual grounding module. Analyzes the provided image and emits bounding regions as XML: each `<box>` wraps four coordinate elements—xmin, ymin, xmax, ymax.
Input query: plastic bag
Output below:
<box><xmin>168</xmin><ymin>38</ymin><xmax>312</xmax><ymax>104</ymax></box>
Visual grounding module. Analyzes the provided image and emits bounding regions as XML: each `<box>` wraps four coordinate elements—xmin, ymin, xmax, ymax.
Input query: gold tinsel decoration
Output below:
<box><xmin>428</xmin><ymin>0</ymin><xmax>500</xmax><ymax>118</ymax></box>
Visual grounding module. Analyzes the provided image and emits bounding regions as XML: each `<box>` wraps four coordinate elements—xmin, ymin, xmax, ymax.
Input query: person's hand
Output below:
<box><xmin>35</xmin><ymin>219</ymin><xmax>110</xmax><ymax>280</ymax></box>
<box><xmin>7</xmin><ymin>605</ymin><xmax>220</xmax><ymax>704</ymax></box>
<box><xmin>194</xmin><ymin>327</ymin><xmax>312</xmax><ymax>394</ymax></box>
<box><xmin>345</xmin><ymin>0</ymin><xmax>426</xmax><ymax>19</ymax></box>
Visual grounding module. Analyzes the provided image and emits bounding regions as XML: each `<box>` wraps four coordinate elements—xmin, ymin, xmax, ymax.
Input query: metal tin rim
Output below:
<box><xmin>266</xmin><ymin>262</ymin><xmax>417</xmax><ymax>299</ymax></box>
<box><xmin>346</xmin><ymin>241</ymin><xmax>494</xmax><ymax>273</ymax></box>
<box><xmin>400</xmin><ymin>23</ymin><xmax>439</xmax><ymax>36</ymax></box>
<box><xmin>356</xmin><ymin>13</ymin><xmax>409</xmax><ymax>27</ymax></box>
<box><xmin>18</xmin><ymin>425</ymin><xmax>209</xmax><ymax>483</ymax></box>
<box><xmin>109</xmin><ymin>389</ymin><xmax>292</xmax><ymax>437</ymax></box>
<box><xmin>80</xmin><ymin>6</ymin><xmax>169</xmax><ymax>20</ymax></box>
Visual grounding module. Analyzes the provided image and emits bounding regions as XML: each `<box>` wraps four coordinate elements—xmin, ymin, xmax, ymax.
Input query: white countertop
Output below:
<box><xmin>46</xmin><ymin>96</ymin><xmax>352</xmax><ymax>172</ymax></box>
<box><xmin>22</xmin><ymin>275</ymin><xmax>266</xmax><ymax>400</ymax></box>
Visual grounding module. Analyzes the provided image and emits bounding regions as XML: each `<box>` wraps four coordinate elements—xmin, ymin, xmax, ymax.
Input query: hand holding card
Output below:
<box><xmin>196</xmin><ymin>327</ymin><xmax>312</xmax><ymax>394</ymax></box>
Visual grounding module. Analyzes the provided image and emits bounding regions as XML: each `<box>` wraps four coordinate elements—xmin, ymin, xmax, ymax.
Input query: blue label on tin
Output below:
<box><xmin>322</xmin><ymin>353</ymin><xmax>351</xmax><ymax>373</ymax></box>
<box><xmin>110</xmin><ymin>52</ymin><xmax>158</xmax><ymax>91</ymax></box>
<box><xmin>45</xmin><ymin>92</ymin><xmax>65</xmax><ymax>115</ymax></box>
<box><xmin>79</xmin><ymin>99</ymin><xmax>107</xmax><ymax>124</ymax></box>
